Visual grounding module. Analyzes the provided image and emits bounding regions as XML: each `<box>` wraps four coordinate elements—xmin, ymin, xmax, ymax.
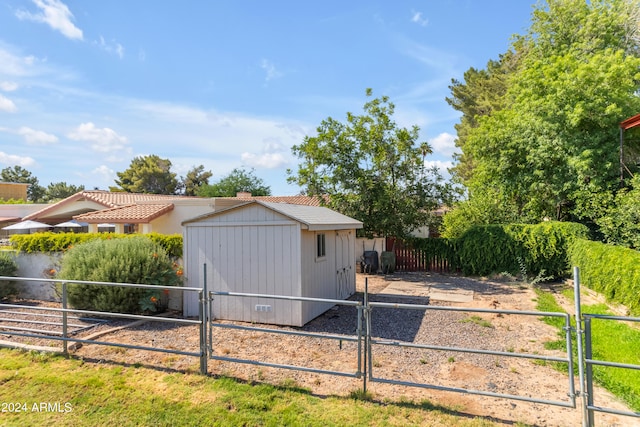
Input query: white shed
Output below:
<box><xmin>182</xmin><ymin>201</ymin><xmax>363</xmax><ymax>326</ymax></box>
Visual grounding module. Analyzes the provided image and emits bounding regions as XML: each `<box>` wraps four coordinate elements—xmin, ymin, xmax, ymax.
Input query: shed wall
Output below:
<box><xmin>183</xmin><ymin>206</ymin><xmax>304</xmax><ymax>325</ymax></box>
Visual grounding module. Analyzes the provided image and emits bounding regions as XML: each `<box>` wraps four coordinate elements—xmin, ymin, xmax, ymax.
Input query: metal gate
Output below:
<box><xmin>206</xmin><ymin>267</ymin><xmax>640</xmax><ymax>426</ymax></box>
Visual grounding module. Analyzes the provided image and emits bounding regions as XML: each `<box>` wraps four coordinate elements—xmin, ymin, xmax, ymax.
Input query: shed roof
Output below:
<box><xmin>183</xmin><ymin>200</ymin><xmax>363</xmax><ymax>231</ymax></box>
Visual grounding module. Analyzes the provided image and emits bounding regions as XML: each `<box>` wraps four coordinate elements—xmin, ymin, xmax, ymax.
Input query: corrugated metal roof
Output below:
<box><xmin>184</xmin><ymin>200</ymin><xmax>362</xmax><ymax>231</ymax></box>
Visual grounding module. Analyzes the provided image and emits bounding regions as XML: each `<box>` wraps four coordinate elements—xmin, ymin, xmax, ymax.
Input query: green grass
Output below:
<box><xmin>460</xmin><ymin>315</ymin><xmax>494</xmax><ymax>328</ymax></box>
<box><xmin>534</xmin><ymin>288</ymin><xmax>640</xmax><ymax>412</ymax></box>
<box><xmin>0</xmin><ymin>349</ymin><xmax>498</xmax><ymax>427</ymax></box>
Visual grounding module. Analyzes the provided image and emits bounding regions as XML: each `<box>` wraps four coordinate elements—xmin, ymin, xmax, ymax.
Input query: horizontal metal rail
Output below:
<box><xmin>1</xmin><ymin>326</ymin><xmax>64</xmax><ymax>335</ymax></box>
<box><xmin>210</xmin><ymin>290</ymin><xmax>362</xmax><ymax>306</ymax></box>
<box><xmin>0</xmin><ymin>309</ymin><xmax>108</xmax><ymax>322</ymax></box>
<box><xmin>0</xmin><ymin>317</ymin><xmax>90</xmax><ymax>328</ymax></box>
<box><xmin>0</xmin><ymin>330</ymin><xmax>201</xmax><ymax>357</ymax></box>
<box><xmin>369</xmin><ymin>338</ymin><xmax>570</xmax><ymax>363</ymax></box>
<box><xmin>211</xmin><ymin>322</ymin><xmax>359</xmax><ymax>343</ymax></box>
<box><xmin>0</xmin><ymin>303</ymin><xmax>201</xmax><ymax>325</ymax></box>
<box><xmin>369</xmin><ymin>301</ymin><xmax>569</xmax><ymax>318</ymax></box>
<box><xmin>370</xmin><ymin>376</ymin><xmax>576</xmax><ymax>408</ymax></box>
<box><xmin>208</xmin><ymin>290</ymin><xmax>363</xmax><ymax>379</ymax></box>
<box><xmin>0</xmin><ymin>275</ymin><xmax>203</xmax><ymax>292</ymax></box>
<box><xmin>209</xmin><ymin>355</ymin><xmax>360</xmax><ymax>378</ymax></box>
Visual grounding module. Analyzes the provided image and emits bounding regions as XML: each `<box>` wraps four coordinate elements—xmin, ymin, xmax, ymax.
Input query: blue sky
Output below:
<box><xmin>0</xmin><ymin>0</ymin><xmax>535</xmax><ymax>195</ymax></box>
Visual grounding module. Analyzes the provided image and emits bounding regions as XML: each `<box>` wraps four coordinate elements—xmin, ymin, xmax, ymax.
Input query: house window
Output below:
<box><xmin>316</xmin><ymin>233</ymin><xmax>326</xmax><ymax>259</ymax></box>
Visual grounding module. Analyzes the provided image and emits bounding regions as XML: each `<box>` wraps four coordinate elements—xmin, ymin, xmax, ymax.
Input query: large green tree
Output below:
<box><xmin>43</xmin><ymin>182</ymin><xmax>85</xmax><ymax>202</ymax></box>
<box><xmin>197</xmin><ymin>168</ymin><xmax>270</xmax><ymax>197</ymax></box>
<box><xmin>179</xmin><ymin>165</ymin><xmax>212</xmax><ymax>196</ymax></box>
<box><xmin>449</xmin><ymin>0</ymin><xmax>640</xmax><ymax>225</ymax></box>
<box><xmin>287</xmin><ymin>89</ymin><xmax>452</xmax><ymax>238</ymax></box>
<box><xmin>0</xmin><ymin>166</ymin><xmax>45</xmax><ymax>202</ymax></box>
<box><xmin>111</xmin><ymin>155</ymin><xmax>179</xmax><ymax>194</ymax></box>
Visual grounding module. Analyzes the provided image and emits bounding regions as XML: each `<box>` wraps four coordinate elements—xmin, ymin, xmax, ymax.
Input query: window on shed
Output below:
<box><xmin>316</xmin><ymin>233</ymin><xmax>326</xmax><ymax>259</ymax></box>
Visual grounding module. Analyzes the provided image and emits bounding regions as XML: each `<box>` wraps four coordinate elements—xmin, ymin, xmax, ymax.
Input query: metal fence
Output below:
<box><xmin>2</xmin><ymin>269</ymin><xmax>640</xmax><ymax>426</ymax></box>
<box><xmin>0</xmin><ymin>276</ymin><xmax>208</xmax><ymax>374</ymax></box>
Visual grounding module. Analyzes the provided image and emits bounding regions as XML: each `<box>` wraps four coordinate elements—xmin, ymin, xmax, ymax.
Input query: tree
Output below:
<box><xmin>43</xmin><ymin>182</ymin><xmax>85</xmax><ymax>202</ymax></box>
<box><xmin>111</xmin><ymin>155</ymin><xmax>178</xmax><ymax>194</ymax></box>
<box><xmin>198</xmin><ymin>168</ymin><xmax>271</xmax><ymax>197</ymax></box>
<box><xmin>287</xmin><ymin>89</ymin><xmax>452</xmax><ymax>238</ymax></box>
<box><xmin>179</xmin><ymin>165</ymin><xmax>212</xmax><ymax>196</ymax></box>
<box><xmin>0</xmin><ymin>166</ymin><xmax>45</xmax><ymax>202</ymax></box>
<box><xmin>450</xmin><ymin>0</ymin><xmax>640</xmax><ymax>224</ymax></box>
<box><xmin>595</xmin><ymin>175</ymin><xmax>640</xmax><ymax>249</ymax></box>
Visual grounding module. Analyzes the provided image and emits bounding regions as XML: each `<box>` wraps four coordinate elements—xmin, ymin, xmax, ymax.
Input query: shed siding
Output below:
<box><xmin>184</xmin><ymin>206</ymin><xmax>303</xmax><ymax>325</ymax></box>
<box><xmin>183</xmin><ymin>202</ymin><xmax>357</xmax><ymax>326</ymax></box>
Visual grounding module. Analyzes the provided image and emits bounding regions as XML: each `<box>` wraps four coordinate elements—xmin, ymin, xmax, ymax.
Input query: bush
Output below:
<box><xmin>57</xmin><ymin>236</ymin><xmax>182</xmax><ymax>314</ymax></box>
<box><xmin>10</xmin><ymin>232</ymin><xmax>184</xmax><ymax>257</ymax></box>
<box><xmin>569</xmin><ymin>238</ymin><xmax>640</xmax><ymax>315</ymax></box>
<box><xmin>457</xmin><ymin>222</ymin><xmax>588</xmax><ymax>278</ymax></box>
<box><xmin>0</xmin><ymin>251</ymin><xmax>18</xmax><ymax>300</ymax></box>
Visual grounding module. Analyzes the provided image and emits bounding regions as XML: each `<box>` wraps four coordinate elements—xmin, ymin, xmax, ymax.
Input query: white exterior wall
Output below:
<box><xmin>183</xmin><ymin>205</ymin><xmax>304</xmax><ymax>325</ymax></box>
<box><xmin>299</xmin><ymin>229</ymin><xmax>356</xmax><ymax>323</ymax></box>
<box><xmin>149</xmin><ymin>200</ymin><xmax>215</xmax><ymax>235</ymax></box>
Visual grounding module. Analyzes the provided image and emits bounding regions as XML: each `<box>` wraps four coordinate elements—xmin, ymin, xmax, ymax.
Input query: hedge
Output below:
<box><xmin>456</xmin><ymin>222</ymin><xmax>588</xmax><ymax>278</ymax></box>
<box><xmin>9</xmin><ymin>232</ymin><xmax>183</xmax><ymax>258</ymax></box>
<box><xmin>569</xmin><ymin>238</ymin><xmax>640</xmax><ymax>315</ymax></box>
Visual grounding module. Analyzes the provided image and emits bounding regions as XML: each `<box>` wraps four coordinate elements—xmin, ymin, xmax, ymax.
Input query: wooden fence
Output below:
<box><xmin>386</xmin><ymin>237</ymin><xmax>458</xmax><ymax>273</ymax></box>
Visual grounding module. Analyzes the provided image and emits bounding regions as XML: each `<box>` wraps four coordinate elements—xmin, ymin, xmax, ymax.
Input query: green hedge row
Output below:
<box><xmin>455</xmin><ymin>221</ymin><xmax>588</xmax><ymax>278</ymax></box>
<box><xmin>569</xmin><ymin>238</ymin><xmax>640</xmax><ymax>315</ymax></box>
<box><xmin>9</xmin><ymin>232</ymin><xmax>183</xmax><ymax>258</ymax></box>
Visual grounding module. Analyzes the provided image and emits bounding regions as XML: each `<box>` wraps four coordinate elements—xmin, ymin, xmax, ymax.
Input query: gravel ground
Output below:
<box><xmin>1</xmin><ymin>272</ymin><xmax>638</xmax><ymax>427</ymax></box>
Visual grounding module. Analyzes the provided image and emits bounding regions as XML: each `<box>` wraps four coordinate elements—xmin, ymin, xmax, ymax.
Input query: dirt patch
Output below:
<box><xmin>2</xmin><ymin>273</ymin><xmax>639</xmax><ymax>427</ymax></box>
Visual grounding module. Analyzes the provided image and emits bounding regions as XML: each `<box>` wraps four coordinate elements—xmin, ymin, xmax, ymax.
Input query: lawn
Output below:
<box><xmin>0</xmin><ymin>349</ymin><xmax>497</xmax><ymax>427</ymax></box>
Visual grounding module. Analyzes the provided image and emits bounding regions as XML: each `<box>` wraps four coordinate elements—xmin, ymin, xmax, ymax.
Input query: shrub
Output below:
<box><xmin>569</xmin><ymin>238</ymin><xmax>640</xmax><ymax>315</ymax></box>
<box><xmin>456</xmin><ymin>222</ymin><xmax>588</xmax><ymax>278</ymax></box>
<box><xmin>0</xmin><ymin>251</ymin><xmax>18</xmax><ymax>300</ymax></box>
<box><xmin>10</xmin><ymin>232</ymin><xmax>184</xmax><ymax>257</ymax></box>
<box><xmin>57</xmin><ymin>236</ymin><xmax>182</xmax><ymax>314</ymax></box>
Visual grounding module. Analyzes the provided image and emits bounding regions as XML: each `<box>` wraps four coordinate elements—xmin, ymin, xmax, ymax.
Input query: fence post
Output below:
<box><xmin>62</xmin><ymin>282</ymin><xmax>68</xmax><ymax>355</ymax></box>
<box><xmin>199</xmin><ymin>264</ymin><xmax>208</xmax><ymax>375</ymax></box>
<box><xmin>363</xmin><ymin>277</ymin><xmax>369</xmax><ymax>395</ymax></box>
<box><xmin>573</xmin><ymin>266</ymin><xmax>590</xmax><ymax>427</ymax></box>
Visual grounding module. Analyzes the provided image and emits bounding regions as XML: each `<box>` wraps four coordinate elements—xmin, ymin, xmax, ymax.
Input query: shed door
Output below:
<box><xmin>335</xmin><ymin>230</ymin><xmax>354</xmax><ymax>299</ymax></box>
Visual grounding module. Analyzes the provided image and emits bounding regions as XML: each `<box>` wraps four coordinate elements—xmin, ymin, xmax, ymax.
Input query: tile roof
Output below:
<box><xmin>23</xmin><ymin>190</ymin><xmax>189</xmax><ymax>221</ymax></box>
<box><xmin>214</xmin><ymin>195</ymin><xmax>325</xmax><ymax>206</ymax></box>
<box><xmin>74</xmin><ymin>203</ymin><xmax>174</xmax><ymax>223</ymax></box>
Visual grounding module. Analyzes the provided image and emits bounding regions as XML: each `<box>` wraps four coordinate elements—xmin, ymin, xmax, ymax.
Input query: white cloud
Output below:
<box><xmin>18</xmin><ymin>126</ymin><xmax>58</xmax><ymax>145</ymax></box>
<box><xmin>241</xmin><ymin>152</ymin><xmax>288</xmax><ymax>169</ymax></box>
<box><xmin>0</xmin><ymin>46</ymin><xmax>44</xmax><ymax>77</ymax></box>
<box><xmin>0</xmin><ymin>82</ymin><xmax>18</xmax><ymax>91</ymax></box>
<box><xmin>0</xmin><ymin>95</ymin><xmax>17</xmax><ymax>112</ymax></box>
<box><xmin>411</xmin><ymin>11</ymin><xmax>428</xmax><ymax>27</ymax></box>
<box><xmin>260</xmin><ymin>59</ymin><xmax>283</xmax><ymax>82</ymax></box>
<box><xmin>16</xmin><ymin>0</ymin><xmax>83</xmax><ymax>41</ymax></box>
<box><xmin>429</xmin><ymin>132</ymin><xmax>457</xmax><ymax>156</ymax></box>
<box><xmin>424</xmin><ymin>159</ymin><xmax>453</xmax><ymax>178</ymax></box>
<box><xmin>0</xmin><ymin>152</ymin><xmax>35</xmax><ymax>167</ymax></box>
<box><xmin>92</xmin><ymin>165</ymin><xmax>115</xmax><ymax>180</ymax></box>
<box><xmin>67</xmin><ymin>122</ymin><xmax>129</xmax><ymax>153</ymax></box>
<box><xmin>241</xmin><ymin>137</ymin><xmax>289</xmax><ymax>169</ymax></box>
<box><xmin>96</xmin><ymin>36</ymin><xmax>124</xmax><ymax>59</ymax></box>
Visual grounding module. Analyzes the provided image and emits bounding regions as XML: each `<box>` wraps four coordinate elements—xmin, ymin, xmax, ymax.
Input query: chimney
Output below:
<box><xmin>236</xmin><ymin>192</ymin><xmax>252</xmax><ymax>198</ymax></box>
